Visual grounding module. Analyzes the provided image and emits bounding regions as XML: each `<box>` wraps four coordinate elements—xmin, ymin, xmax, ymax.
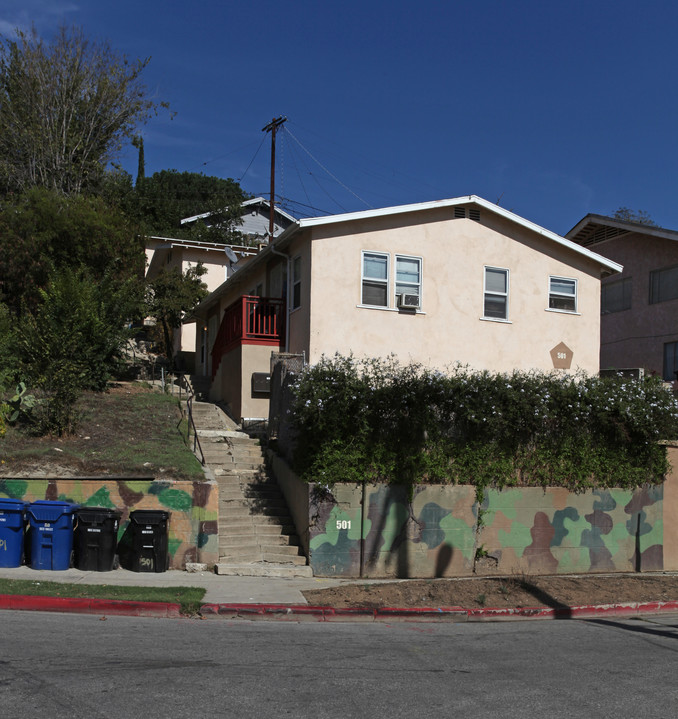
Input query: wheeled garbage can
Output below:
<box><xmin>26</xmin><ymin>500</ymin><xmax>79</xmax><ymax>570</ymax></box>
<box><xmin>74</xmin><ymin>507</ymin><xmax>121</xmax><ymax>572</ymax></box>
<box><xmin>128</xmin><ymin>509</ymin><xmax>170</xmax><ymax>573</ymax></box>
<box><xmin>0</xmin><ymin>499</ymin><xmax>28</xmax><ymax>568</ymax></box>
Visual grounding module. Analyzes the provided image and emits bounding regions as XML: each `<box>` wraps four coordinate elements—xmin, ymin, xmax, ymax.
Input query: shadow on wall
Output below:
<box><xmin>365</xmin><ymin>485</ymin><xmax>456</xmax><ymax>578</ymax></box>
<box><xmin>435</xmin><ymin>543</ymin><xmax>453</xmax><ymax>578</ymax></box>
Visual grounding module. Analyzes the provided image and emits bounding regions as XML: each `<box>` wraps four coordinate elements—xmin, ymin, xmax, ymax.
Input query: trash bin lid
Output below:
<box><xmin>130</xmin><ymin>509</ymin><xmax>170</xmax><ymax>525</ymax></box>
<box><xmin>0</xmin><ymin>499</ymin><xmax>27</xmax><ymax>512</ymax></box>
<box><xmin>76</xmin><ymin>506</ymin><xmax>121</xmax><ymax>521</ymax></box>
<box><xmin>27</xmin><ymin>500</ymin><xmax>79</xmax><ymax>522</ymax></box>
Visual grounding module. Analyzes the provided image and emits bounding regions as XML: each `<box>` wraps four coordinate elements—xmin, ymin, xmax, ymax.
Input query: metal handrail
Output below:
<box><xmin>176</xmin><ymin>373</ymin><xmax>205</xmax><ymax>466</ymax></box>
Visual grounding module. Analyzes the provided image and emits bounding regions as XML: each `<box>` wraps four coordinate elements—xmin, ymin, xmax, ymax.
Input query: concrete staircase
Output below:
<box><xmin>189</xmin><ymin>400</ymin><xmax>311</xmax><ymax>578</ymax></box>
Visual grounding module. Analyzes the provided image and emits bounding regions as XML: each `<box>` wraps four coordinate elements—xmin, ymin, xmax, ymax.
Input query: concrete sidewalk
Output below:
<box><xmin>0</xmin><ymin>565</ymin><xmax>354</xmax><ymax>605</ymax></box>
<box><xmin>2</xmin><ymin>566</ymin><xmax>678</xmax><ymax>623</ymax></box>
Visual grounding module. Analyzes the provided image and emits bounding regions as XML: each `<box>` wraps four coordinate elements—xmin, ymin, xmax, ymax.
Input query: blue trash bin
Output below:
<box><xmin>0</xmin><ymin>499</ymin><xmax>28</xmax><ymax>568</ymax></box>
<box><xmin>26</xmin><ymin>501</ymin><xmax>79</xmax><ymax>570</ymax></box>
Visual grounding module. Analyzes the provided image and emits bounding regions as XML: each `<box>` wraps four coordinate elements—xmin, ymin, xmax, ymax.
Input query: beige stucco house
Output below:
<box><xmin>566</xmin><ymin>214</ymin><xmax>678</xmax><ymax>379</ymax></box>
<box><xmin>192</xmin><ymin>196</ymin><xmax>622</xmax><ymax>421</ymax></box>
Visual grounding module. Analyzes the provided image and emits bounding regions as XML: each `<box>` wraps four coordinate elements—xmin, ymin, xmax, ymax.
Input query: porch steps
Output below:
<box><xmin>188</xmin><ymin>400</ymin><xmax>311</xmax><ymax>579</ymax></box>
<box><xmin>188</xmin><ymin>374</ymin><xmax>212</xmax><ymax>401</ymax></box>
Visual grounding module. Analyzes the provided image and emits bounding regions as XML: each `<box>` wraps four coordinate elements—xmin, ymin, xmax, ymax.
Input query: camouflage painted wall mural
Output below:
<box><xmin>308</xmin><ymin>482</ymin><xmax>664</xmax><ymax>578</ymax></box>
<box><xmin>0</xmin><ymin>477</ymin><xmax>218</xmax><ymax>568</ymax></box>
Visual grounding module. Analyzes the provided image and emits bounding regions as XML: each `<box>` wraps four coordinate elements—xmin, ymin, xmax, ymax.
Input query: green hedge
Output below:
<box><xmin>290</xmin><ymin>355</ymin><xmax>678</xmax><ymax>492</ymax></box>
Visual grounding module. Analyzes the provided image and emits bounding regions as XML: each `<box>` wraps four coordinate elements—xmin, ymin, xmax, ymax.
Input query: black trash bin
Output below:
<box><xmin>128</xmin><ymin>510</ymin><xmax>170</xmax><ymax>573</ymax></box>
<box><xmin>74</xmin><ymin>507</ymin><xmax>121</xmax><ymax>572</ymax></box>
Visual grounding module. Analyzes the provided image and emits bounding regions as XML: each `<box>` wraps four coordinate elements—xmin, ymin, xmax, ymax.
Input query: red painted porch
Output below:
<box><xmin>211</xmin><ymin>296</ymin><xmax>285</xmax><ymax>378</ymax></box>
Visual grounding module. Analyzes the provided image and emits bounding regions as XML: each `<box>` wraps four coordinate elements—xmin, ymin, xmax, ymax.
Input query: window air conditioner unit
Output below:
<box><xmin>397</xmin><ymin>293</ymin><xmax>420</xmax><ymax>309</ymax></box>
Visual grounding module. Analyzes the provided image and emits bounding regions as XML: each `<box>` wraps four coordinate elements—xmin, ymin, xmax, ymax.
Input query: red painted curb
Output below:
<box><xmin>199</xmin><ymin>600</ymin><xmax>678</xmax><ymax>622</ymax></box>
<box><xmin>3</xmin><ymin>594</ymin><xmax>678</xmax><ymax>622</ymax></box>
<box><xmin>0</xmin><ymin>593</ymin><xmax>181</xmax><ymax>618</ymax></box>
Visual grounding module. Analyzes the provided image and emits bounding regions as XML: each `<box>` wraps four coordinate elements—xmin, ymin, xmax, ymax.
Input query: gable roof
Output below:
<box><xmin>566</xmin><ymin>213</ymin><xmax>678</xmax><ymax>248</ymax></box>
<box><xmin>275</xmin><ymin>195</ymin><xmax>622</xmax><ymax>273</ymax></box>
<box><xmin>194</xmin><ymin>195</ymin><xmax>622</xmax><ymax>314</ymax></box>
<box><xmin>180</xmin><ymin>197</ymin><xmax>297</xmax><ymax>226</ymax></box>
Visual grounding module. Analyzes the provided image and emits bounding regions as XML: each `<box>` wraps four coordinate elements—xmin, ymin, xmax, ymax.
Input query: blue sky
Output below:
<box><xmin>2</xmin><ymin>0</ymin><xmax>678</xmax><ymax>234</ymax></box>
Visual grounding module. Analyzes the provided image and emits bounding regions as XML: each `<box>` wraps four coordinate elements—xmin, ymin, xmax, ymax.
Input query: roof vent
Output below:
<box><xmin>454</xmin><ymin>207</ymin><xmax>466</xmax><ymax>219</ymax></box>
<box><xmin>469</xmin><ymin>209</ymin><xmax>481</xmax><ymax>222</ymax></box>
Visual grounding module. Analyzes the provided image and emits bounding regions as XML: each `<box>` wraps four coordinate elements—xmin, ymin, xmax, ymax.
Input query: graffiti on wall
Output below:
<box><xmin>0</xmin><ymin>477</ymin><xmax>219</xmax><ymax>568</ymax></box>
<box><xmin>308</xmin><ymin>482</ymin><xmax>663</xmax><ymax>578</ymax></box>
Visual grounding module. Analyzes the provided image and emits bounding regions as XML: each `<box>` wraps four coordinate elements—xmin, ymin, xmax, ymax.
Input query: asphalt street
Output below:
<box><xmin>1</xmin><ymin>610</ymin><xmax>677</xmax><ymax>718</ymax></box>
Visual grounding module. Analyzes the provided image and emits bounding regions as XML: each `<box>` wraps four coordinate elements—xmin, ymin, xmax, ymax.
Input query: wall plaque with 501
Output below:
<box><xmin>550</xmin><ymin>342</ymin><xmax>573</xmax><ymax>369</ymax></box>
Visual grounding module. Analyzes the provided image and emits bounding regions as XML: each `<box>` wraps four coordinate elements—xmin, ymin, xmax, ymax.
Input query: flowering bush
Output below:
<box><xmin>290</xmin><ymin>354</ymin><xmax>678</xmax><ymax>491</ymax></box>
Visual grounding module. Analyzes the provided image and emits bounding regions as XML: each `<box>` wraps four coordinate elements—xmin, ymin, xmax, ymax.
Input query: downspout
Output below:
<box><xmin>270</xmin><ymin>243</ymin><xmax>291</xmax><ymax>353</ymax></box>
<box><xmin>360</xmin><ymin>481</ymin><xmax>366</xmax><ymax>578</ymax></box>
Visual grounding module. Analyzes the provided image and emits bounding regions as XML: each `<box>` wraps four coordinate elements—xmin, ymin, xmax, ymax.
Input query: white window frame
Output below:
<box><xmin>361</xmin><ymin>251</ymin><xmax>390</xmax><ymax>308</ymax></box>
<box><xmin>547</xmin><ymin>276</ymin><xmax>578</xmax><ymax>314</ymax></box>
<box><xmin>395</xmin><ymin>254</ymin><xmax>423</xmax><ymax>308</ymax></box>
<box><xmin>291</xmin><ymin>255</ymin><xmax>301</xmax><ymax>310</ymax></box>
<box><xmin>482</xmin><ymin>266</ymin><xmax>509</xmax><ymax>321</ymax></box>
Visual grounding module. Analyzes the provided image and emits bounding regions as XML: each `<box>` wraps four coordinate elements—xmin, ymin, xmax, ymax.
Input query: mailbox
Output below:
<box><xmin>251</xmin><ymin>372</ymin><xmax>271</xmax><ymax>394</ymax></box>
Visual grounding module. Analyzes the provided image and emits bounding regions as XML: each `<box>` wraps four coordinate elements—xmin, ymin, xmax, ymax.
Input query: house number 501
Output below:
<box><xmin>557</xmin><ymin>352</ymin><xmax>567</xmax><ymax>359</ymax></box>
<box><xmin>336</xmin><ymin>520</ymin><xmax>351</xmax><ymax>530</ymax></box>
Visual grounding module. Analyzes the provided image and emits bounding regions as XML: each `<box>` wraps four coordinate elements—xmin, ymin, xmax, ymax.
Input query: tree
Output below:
<box><xmin>145</xmin><ymin>265</ymin><xmax>209</xmax><ymax>368</ymax></box>
<box><xmin>0</xmin><ymin>187</ymin><xmax>145</xmax><ymax>315</ymax></box>
<box><xmin>0</xmin><ymin>25</ymin><xmax>159</xmax><ymax>195</ymax></box>
<box><xmin>15</xmin><ymin>267</ymin><xmax>143</xmax><ymax>434</ymax></box>
<box><xmin>614</xmin><ymin>207</ymin><xmax>657</xmax><ymax>226</ymax></box>
<box><xmin>135</xmin><ymin>170</ymin><xmax>246</xmax><ymax>242</ymax></box>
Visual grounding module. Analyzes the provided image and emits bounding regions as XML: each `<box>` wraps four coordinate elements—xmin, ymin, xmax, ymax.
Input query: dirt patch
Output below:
<box><xmin>302</xmin><ymin>574</ymin><xmax>678</xmax><ymax>610</ymax></box>
<box><xmin>1</xmin><ymin>381</ymin><xmax>202</xmax><ymax>481</ymax></box>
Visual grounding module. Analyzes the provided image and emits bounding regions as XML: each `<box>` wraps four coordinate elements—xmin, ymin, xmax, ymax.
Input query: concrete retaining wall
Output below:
<box><xmin>0</xmin><ymin>477</ymin><xmax>219</xmax><ymax>569</ymax></box>
<box><xmin>271</xmin><ymin>456</ymin><xmax>674</xmax><ymax>579</ymax></box>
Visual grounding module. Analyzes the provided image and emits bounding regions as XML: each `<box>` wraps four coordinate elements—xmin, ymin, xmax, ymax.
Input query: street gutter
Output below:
<box><xmin>2</xmin><ymin>594</ymin><xmax>678</xmax><ymax>622</ymax></box>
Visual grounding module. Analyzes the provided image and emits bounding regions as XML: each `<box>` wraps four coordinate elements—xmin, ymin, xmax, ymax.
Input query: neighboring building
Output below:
<box><xmin>180</xmin><ymin>196</ymin><xmax>296</xmax><ymax>244</ymax></box>
<box><xmin>193</xmin><ymin>195</ymin><xmax>621</xmax><ymax>422</ymax></box>
<box><xmin>566</xmin><ymin>214</ymin><xmax>678</xmax><ymax>379</ymax></box>
<box><xmin>144</xmin><ymin>199</ymin><xmax>295</xmax><ymax>369</ymax></box>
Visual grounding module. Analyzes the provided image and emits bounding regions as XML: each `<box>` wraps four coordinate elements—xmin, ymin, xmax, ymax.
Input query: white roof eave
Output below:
<box><xmin>181</xmin><ymin>197</ymin><xmax>297</xmax><ymax>225</ymax></box>
<box><xmin>195</xmin><ymin>195</ymin><xmax>623</xmax><ymax>316</ymax></box>
<box><xmin>278</xmin><ymin>195</ymin><xmax>622</xmax><ymax>274</ymax></box>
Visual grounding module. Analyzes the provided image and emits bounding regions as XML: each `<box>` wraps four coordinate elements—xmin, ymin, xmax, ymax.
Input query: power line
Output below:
<box><xmin>237</xmin><ymin>134</ymin><xmax>267</xmax><ymax>184</ymax></box>
<box><xmin>287</xmin><ymin>119</ymin><xmax>450</xmax><ymax>197</ymax></box>
<box><xmin>187</xmin><ymin>139</ymin><xmax>264</xmax><ymax>173</ymax></box>
<box><xmin>283</xmin><ymin>131</ymin><xmax>315</xmax><ymax>213</ymax></box>
<box><xmin>276</xmin><ymin>195</ymin><xmax>333</xmax><ymax>216</ymax></box>
<box><xmin>283</xmin><ymin>125</ymin><xmax>372</xmax><ymax>210</ymax></box>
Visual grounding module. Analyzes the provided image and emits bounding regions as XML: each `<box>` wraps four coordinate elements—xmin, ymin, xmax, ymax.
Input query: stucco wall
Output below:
<box><xmin>211</xmin><ymin>345</ymin><xmax>242</xmax><ymax>418</ymax></box>
<box><xmin>0</xmin><ymin>477</ymin><xmax>219</xmax><ymax>569</ymax></box>
<box><xmin>269</xmin><ymin>451</ymin><xmax>311</xmax><ymax>555</ymax></box>
<box><xmin>662</xmin><ymin>445</ymin><xmax>678</xmax><ymax>570</ymax></box>
<box><xmin>211</xmin><ymin>343</ymin><xmax>280</xmax><ymax>420</ymax></box>
<box><xmin>307</xmin><ymin>211</ymin><xmax>603</xmax><ymax>374</ymax></box>
<box><xmin>240</xmin><ymin>343</ymin><xmax>280</xmax><ymax>419</ymax></box>
<box><xmin>287</xmin><ymin>234</ymin><xmax>312</xmax><ymax>358</ymax></box>
<box><xmin>595</xmin><ymin>232</ymin><xmax>678</xmax><ymax>375</ymax></box>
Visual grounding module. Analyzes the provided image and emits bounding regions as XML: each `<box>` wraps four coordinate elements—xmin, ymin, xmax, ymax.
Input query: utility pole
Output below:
<box><xmin>262</xmin><ymin>116</ymin><xmax>287</xmax><ymax>240</ymax></box>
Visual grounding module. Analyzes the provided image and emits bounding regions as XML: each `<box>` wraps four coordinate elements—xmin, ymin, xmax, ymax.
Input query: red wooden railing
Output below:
<box><xmin>211</xmin><ymin>296</ymin><xmax>285</xmax><ymax>378</ymax></box>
